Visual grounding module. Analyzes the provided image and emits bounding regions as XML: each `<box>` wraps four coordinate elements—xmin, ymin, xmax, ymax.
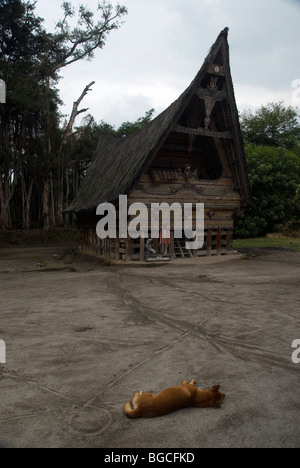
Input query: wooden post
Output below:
<box><xmin>126</xmin><ymin>233</ymin><xmax>132</xmax><ymax>261</ymax></box>
<box><xmin>206</xmin><ymin>229</ymin><xmax>212</xmax><ymax>256</ymax></box>
<box><xmin>139</xmin><ymin>237</ymin><xmax>145</xmax><ymax>262</ymax></box>
<box><xmin>153</xmin><ymin>237</ymin><xmax>159</xmax><ymax>253</ymax></box>
<box><xmin>170</xmin><ymin>230</ymin><xmax>175</xmax><ymax>260</ymax></box>
<box><xmin>115</xmin><ymin>231</ymin><xmax>120</xmax><ymax>260</ymax></box>
<box><xmin>226</xmin><ymin>230</ymin><xmax>232</xmax><ymax>253</ymax></box>
<box><xmin>217</xmin><ymin>229</ymin><xmax>222</xmax><ymax>255</ymax></box>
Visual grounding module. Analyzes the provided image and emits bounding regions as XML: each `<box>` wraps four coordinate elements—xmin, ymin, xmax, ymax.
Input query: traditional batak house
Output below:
<box><xmin>67</xmin><ymin>28</ymin><xmax>253</xmax><ymax>261</ymax></box>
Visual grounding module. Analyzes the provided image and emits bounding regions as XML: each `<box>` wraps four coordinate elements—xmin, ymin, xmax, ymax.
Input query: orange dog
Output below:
<box><xmin>124</xmin><ymin>379</ymin><xmax>225</xmax><ymax>418</ymax></box>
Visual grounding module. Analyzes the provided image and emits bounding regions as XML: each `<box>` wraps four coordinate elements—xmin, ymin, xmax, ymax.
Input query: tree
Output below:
<box><xmin>114</xmin><ymin>109</ymin><xmax>155</xmax><ymax>137</ymax></box>
<box><xmin>41</xmin><ymin>2</ymin><xmax>128</xmax><ymax>74</ymax></box>
<box><xmin>0</xmin><ymin>0</ymin><xmax>128</xmax><ymax>230</ymax></box>
<box><xmin>235</xmin><ymin>102</ymin><xmax>300</xmax><ymax>238</ymax></box>
<box><xmin>37</xmin><ymin>1</ymin><xmax>128</xmax><ymax>229</ymax></box>
<box><xmin>235</xmin><ymin>144</ymin><xmax>300</xmax><ymax>238</ymax></box>
<box><xmin>62</xmin><ymin>109</ymin><xmax>156</xmax><ymax>213</ymax></box>
<box><xmin>96</xmin><ymin>108</ymin><xmax>155</xmax><ymax>138</ymax></box>
<box><xmin>0</xmin><ymin>0</ymin><xmax>51</xmax><ymax>229</ymax></box>
<box><xmin>240</xmin><ymin>102</ymin><xmax>300</xmax><ymax>150</ymax></box>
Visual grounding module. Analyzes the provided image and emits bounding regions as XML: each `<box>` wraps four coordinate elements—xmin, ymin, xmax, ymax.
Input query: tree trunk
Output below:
<box><xmin>21</xmin><ymin>177</ymin><xmax>34</xmax><ymax>230</ymax></box>
<box><xmin>0</xmin><ymin>171</ymin><xmax>16</xmax><ymax>230</ymax></box>
<box><xmin>42</xmin><ymin>180</ymin><xmax>50</xmax><ymax>231</ymax></box>
<box><xmin>56</xmin><ymin>167</ymin><xmax>64</xmax><ymax>226</ymax></box>
<box><xmin>50</xmin><ymin>171</ymin><xmax>56</xmax><ymax>226</ymax></box>
<box><xmin>0</xmin><ymin>185</ymin><xmax>11</xmax><ymax>229</ymax></box>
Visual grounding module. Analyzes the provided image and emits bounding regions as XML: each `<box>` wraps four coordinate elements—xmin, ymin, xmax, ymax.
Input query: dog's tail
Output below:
<box><xmin>124</xmin><ymin>401</ymin><xmax>140</xmax><ymax>419</ymax></box>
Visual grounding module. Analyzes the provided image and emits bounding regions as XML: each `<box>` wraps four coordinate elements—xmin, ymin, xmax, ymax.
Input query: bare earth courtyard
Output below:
<box><xmin>0</xmin><ymin>245</ymin><xmax>299</xmax><ymax>448</ymax></box>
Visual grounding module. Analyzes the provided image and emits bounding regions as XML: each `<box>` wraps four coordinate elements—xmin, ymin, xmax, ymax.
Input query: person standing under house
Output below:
<box><xmin>160</xmin><ymin>225</ymin><xmax>171</xmax><ymax>256</ymax></box>
<box><xmin>145</xmin><ymin>238</ymin><xmax>156</xmax><ymax>259</ymax></box>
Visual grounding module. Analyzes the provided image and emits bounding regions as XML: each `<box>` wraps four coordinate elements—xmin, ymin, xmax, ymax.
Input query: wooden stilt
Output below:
<box><xmin>217</xmin><ymin>229</ymin><xmax>222</xmax><ymax>255</ymax></box>
<box><xmin>139</xmin><ymin>237</ymin><xmax>145</xmax><ymax>262</ymax></box>
<box><xmin>206</xmin><ymin>229</ymin><xmax>212</xmax><ymax>256</ymax></box>
<box><xmin>170</xmin><ymin>230</ymin><xmax>175</xmax><ymax>260</ymax></box>
<box><xmin>226</xmin><ymin>230</ymin><xmax>232</xmax><ymax>253</ymax></box>
<box><xmin>115</xmin><ymin>231</ymin><xmax>120</xmax><ymax>260</ymax></box>
<box><xmin>126</xmin><ymin>234</ymin><xmax>132</xmax><ymax>261</ymax></box>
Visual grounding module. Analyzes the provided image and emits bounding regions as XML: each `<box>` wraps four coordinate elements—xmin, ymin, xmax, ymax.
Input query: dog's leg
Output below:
<box><xmin>132</xmin><ymin>390</ymin><xmax>144</xmax><ymax>408</ymax></box>
<box><xmin>132</xmin><ymin>392</ymin><xmax>142</xmax><ymax>408</ymax></box>
<box><xmin>124</xmin><ymin>391</ymin><xmax>143</xmax><ymax>418</ymax></box>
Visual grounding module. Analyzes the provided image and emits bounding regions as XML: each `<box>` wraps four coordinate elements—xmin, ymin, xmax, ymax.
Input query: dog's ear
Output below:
<box><xmin>210</xmin><ymin>384</ymin><xmax>220</xmax><ymax>392</ymax></box>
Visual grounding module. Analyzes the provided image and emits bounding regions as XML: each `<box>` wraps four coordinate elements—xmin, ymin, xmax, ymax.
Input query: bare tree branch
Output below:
<box><xmin>59</xmin><ymin>81</ymin><xmax>95</xmax><ymax>152</ymax></box>
<box><xmin>48</xmin><ymin>3</ymin><xmax>128</xmax><ymax>73</ymax></box>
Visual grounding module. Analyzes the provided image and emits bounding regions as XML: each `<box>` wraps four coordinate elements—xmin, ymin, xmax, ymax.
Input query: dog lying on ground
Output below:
<box><xmin>124</xmin><ymin>379</ymin><xmax>225</xmax><ymax>418</ymax></box>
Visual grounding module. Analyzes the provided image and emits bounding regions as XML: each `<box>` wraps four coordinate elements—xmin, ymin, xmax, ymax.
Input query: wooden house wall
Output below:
<box><xmin>78</xmin><ymin>140</ymin><xmax>241</xmax><ymax>261</ymax></box>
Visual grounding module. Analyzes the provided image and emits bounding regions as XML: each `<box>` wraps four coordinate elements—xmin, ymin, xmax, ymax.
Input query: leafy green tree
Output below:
<box><xmin>0</xmin><ymin>0</ymin><xmax>128</xmax><ymax>229</ymax></box>
<box><xmin>62</xmin><ymin>110</ymin><xmax>156</xmax><ymax>210</ymax></box>
<box><xmin>114</xmin><ymin>109</ymin><xmax>155</xmax><ymax>137</ymax></box>
<box><xmin>0</xmin><ymin>0</ymin><xmax>55</xmax><ymax>229</ymax></box>
<box><xmin>240</xmin><ymin>102</ymin><xmax>300</xmax><ymax>150</ymax></box>
<box><xmin>235</xmin><ymin>144</ymin><xmax>300</xmax><ymax>238</ymax></box>
<box><xmin>37</xmin><ymin>1</ymin><xmax>128</xmax><ymax>228</ymax></box>
<box><xmin>96</xmin><ymin>108</ymin><xmax>155</xmax><ymax>138</ymax></box>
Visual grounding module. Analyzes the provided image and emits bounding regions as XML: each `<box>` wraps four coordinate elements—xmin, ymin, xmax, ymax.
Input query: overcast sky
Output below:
<box><xmin>35</xmin><ymin>0</ymin><xmax>300</xmax><ymax>128</ymax></box>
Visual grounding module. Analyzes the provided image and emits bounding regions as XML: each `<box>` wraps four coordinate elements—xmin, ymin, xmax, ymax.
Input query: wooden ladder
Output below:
<box><xmin>174</xmin><ymin>239</ymin><xmax>193</xmax><ymax>258</ymax></box>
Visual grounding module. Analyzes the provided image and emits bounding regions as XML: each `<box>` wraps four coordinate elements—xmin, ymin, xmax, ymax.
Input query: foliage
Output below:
<box><xmin>39</xmin><ymin>1</ymin><xmax>127</xmax><ymax>77</ymax></box>
<box><xmin>236</xmin><ymin>102</ymin><xmax>300</xmax><ymax>238</ymax></box>
<box><xmin>97</xmin><ymin>108</ymin><xmax>155</xmax><ymax>137</ymax></box>
<box><xmin>240</xmin><ymin>102</ymin><xmax>300</xmax><ymax>150</ymax></box>
<box><xmin>0</xmin><ymin>0</ymin><xmax>128</xmax><ymax>230</ymax></box>
<box><xmin>235</xmin><ymin>144</ymin><xmax>300</xmax><ymax>238</ymax></box>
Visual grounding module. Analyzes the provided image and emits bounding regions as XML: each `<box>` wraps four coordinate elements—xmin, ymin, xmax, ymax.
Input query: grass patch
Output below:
<box><xmin>233</xmin><ymin>236</ymin><xmax>300</xmax><ymax>252</ymax></box>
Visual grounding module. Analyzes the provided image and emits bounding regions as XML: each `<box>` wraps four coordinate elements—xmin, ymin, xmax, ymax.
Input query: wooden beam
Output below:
<box><xmin>209</xmin><ymin>119</ymin><xmax>232</xmax><ymax>177</ymax></box>
<box><xmin>226</xmin><ymin>230</ymin><xmax>232</xmax><ymax>252</ymax></box>
<box><xmin>139</xmin><ymin>237</ymin><xmax>145</xmax><ymax>262</ymax></box>
<box><xmin>170</xmin><ymin>231</ymin><xmax>175</xmax><ymax>260</ymax></box>
<box><xmin>115</xmin><ymin>231</ymin><xmax>120</xmax><ymax>261</ymax></box>
<box><xmin>206</xmin><ymin>229</ymin><xmax>212</xmax><ymax>256</ymax></box>
<box><xmin>174</xmin><ymin>125</ymin><xmax>232</xmax><ymax>139</ymax></box>
<box><xmin>160</xmin><ymin>143</ymin><xmax>202</xmax><ymax>153</ymax></box>
<box><xmin>196</xmin><ymin>88</ymin><xmax>227</xmax><ymax>101</ymax></box>
<box><xmin>125</xmin><ymin>234</ymin><xmax>132</xmax><ymax>261</ymax></box>
<box><xmin>217</xmin><ymin>230</ymin><xmax>222</xmax><ymax>255</ymax></box>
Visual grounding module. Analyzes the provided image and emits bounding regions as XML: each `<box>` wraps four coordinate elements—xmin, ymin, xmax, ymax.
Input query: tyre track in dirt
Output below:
<box><xmin>104</xmin><ymin>271</ymin><xmax>299</xmax><ymax>378</ymax></box>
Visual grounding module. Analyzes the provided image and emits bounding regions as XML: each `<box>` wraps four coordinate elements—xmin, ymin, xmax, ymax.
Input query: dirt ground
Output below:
<box><xmin>0</xmin><ymin>245</ymin><xmax>299</xmax><ymax>448</ymax></box>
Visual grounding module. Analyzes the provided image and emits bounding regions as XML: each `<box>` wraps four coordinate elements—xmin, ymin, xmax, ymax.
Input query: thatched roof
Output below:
<box><xmin>67</xmin><ymin>28</ymin><xmax>252</xmax><ymax>213</ymax></box>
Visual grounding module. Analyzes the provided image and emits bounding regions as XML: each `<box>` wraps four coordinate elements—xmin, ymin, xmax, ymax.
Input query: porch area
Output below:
<box><xmin>79</xmin><ymin>227</ymin><xmax>233</xmax><ymax>262</ymax></box>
